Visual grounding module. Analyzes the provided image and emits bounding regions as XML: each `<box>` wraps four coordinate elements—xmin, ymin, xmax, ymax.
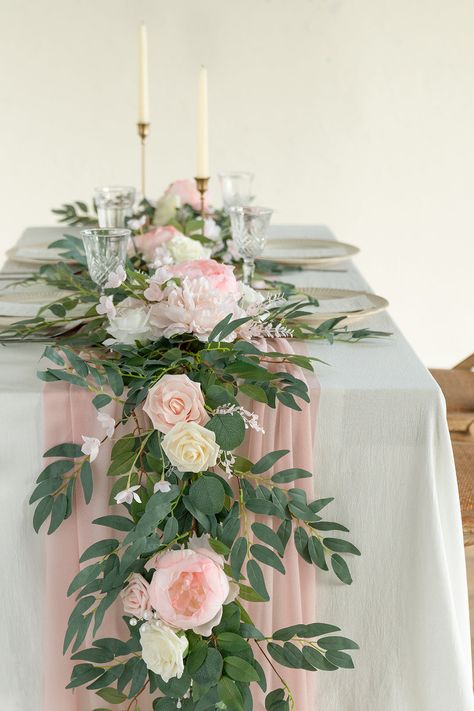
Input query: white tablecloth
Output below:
<box><xmin>0</xmin><ymin>225</ymin><xmax>472</xmax><ymax>711</ymax></box>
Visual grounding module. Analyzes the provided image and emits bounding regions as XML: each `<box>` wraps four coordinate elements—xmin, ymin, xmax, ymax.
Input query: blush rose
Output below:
<box><xmin>120</xmin><ymin>573</ymin><xmax>152</xmax><ymax>619</ymax></box>
<box><xmin>143</xmin><ymin>374</ymin><xmax>209</xmax><ymax>434</ymax></box>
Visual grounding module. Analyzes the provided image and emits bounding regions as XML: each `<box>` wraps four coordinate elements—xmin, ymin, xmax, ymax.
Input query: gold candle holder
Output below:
<box><xmin>137</xmin><ymin>122</ymin><xmax>150</xmax><ymax>197</ymax></box>
<box><xmin>194</xmin><ymin>176</ymin><xmax>210</xmax><ymax>219</ymax></box>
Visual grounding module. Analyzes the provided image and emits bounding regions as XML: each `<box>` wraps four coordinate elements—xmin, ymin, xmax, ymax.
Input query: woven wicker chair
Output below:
<box><xmin>431</xmin><ymin>354</ymin><xmax>474</xmax><ymax>545</ymax></box>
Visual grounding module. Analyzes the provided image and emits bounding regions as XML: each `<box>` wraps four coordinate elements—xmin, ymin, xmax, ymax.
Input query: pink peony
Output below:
<box><xmin>164</xmin><ymin>179</ymin><xmax>207</xmax><ymax>212</ymax></box>
<box><xmin>132</xmin><ymin>226</ymin><xmax>183</xmax><ymax>262</ymax></box>
<box><xmin>121</xmin><ymin>573</ymin><xmax>152</xmax><ymax>619</ymax></box>
<box><xmin>143</xmin><ymin>373</ymin><xmax>209</xmax><ymax>434</ymax></box>
<box><xmin>168</xmin><ymin>259</ymin><xmax>239</xmax><ymax>297</ymax></box>
<box><xmin>149</xmin><ymin>548</ymin><xmax>230</xmax><ymax>636</ymax></box>
<box><xmin>148</xmin><ymin>276</ymin><xmax>243</xmax><ymax>341</ymax></box>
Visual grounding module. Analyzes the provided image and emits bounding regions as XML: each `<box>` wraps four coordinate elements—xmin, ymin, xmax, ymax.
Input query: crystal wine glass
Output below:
<box><xmin>219</xmin><ymin>172</ymin><xmax>254</xmax><ymax>211</ymax></box>
<box><xmin>229</xmin><ymin>206</ymin><xmax>273</xmax><ymax>286</ymax></box>
<box><xmin>81</xmin><ymin>228</ymin><xmax>131</xmax><ymax>291</ymax></box>
<box><xmin>94</xmin><ymin>186</ymin><xmax>136</xmax><ymax>228</ymax></box>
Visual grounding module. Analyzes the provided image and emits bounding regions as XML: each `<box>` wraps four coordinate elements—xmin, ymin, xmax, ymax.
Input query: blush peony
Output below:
<box><xmin>149</xmin><ymin>547</ymin><xmax>230</xmax><ymax>636</ymax></box>
<box><xmin>143</xmin><ymin>374</ymin><xmax>209</xmax><ymax>434</ymax></box>
<box><xmin>148</xmin><ymin>276</ymin><xmax>244</xmax><ymax>341</ymax></box>
<box><xmin>168</xmin><ymin>259</ymin><xmax>239</xmax><ymax>297</ymax></box>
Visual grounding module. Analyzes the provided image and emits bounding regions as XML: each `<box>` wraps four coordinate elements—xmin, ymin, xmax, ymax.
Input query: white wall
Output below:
<box><xmin>0</xmin><ymin>0</ymin><xmax>473</xmax><ymax>367</ymax></box>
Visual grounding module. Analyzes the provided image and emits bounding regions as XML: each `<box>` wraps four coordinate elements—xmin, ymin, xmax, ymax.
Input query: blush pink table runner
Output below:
<box><xmin>42</xmin><ymin>340</ymin><xmax>320</xmax><ymax>711</ymax></box>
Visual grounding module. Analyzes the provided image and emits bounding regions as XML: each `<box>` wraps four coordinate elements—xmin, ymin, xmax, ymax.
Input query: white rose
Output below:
<box><xmin>162</xmin><ymin>421</ymin><xmax>220</xmax><ymax>473</ymax></box>
<box><xmin>167</xmin><ymin>233</ymin><xmax>211</xmax><ymax>263</ymax></box>
<box><xmin>106</xmin><ymin>298</ymin><xmax>152</xmax><ymax>345</ymax></box>
<box><xmin>140</xmin><ymin>620</ymin><xmax>188</xmax><ymax>683</ymax></box>
<box><xmin>154</xmin><ymin>193</ymin><xmax>178</xmax><ymax>226</ymax></box>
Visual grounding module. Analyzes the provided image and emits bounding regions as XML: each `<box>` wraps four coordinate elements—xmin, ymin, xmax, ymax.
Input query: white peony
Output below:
<box><xmin>161</xmin><ymin>421</ymin><xmax>220</xmax><ymax>473</ymax></box>
<box><xmin>167</xmin><ymin>233</ymin><xmax>211</xmax><ymax>263</ymax></box>
<box><xmin>140</xmin><ymin>620</ymin><xmax>188</xmax><ymax>683</ymax></box>
<box><xmin>106</xmin><ymin>298</ymin><xmax>152</xmax><ymax>345</ymax></box>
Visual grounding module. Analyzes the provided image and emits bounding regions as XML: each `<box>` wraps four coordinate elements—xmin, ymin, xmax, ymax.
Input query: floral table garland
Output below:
<box><xmin>4</xmin><ymin>180</ymin><xmax>387</xmax><ymax>711</ymax></box>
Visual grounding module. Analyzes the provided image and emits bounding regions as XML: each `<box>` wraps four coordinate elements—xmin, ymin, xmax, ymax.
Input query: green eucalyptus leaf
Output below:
<box><xmin>206</xmin><ymin>413</ymin><xmax>245</xmax><ymax>451</ymax></box>
<box><xmin>331</xmin><ymin>554</ymin><xmax>353</xmax><ymax>584</ymax></box>
<box><xmin>189</xmin><ymin>476</ymin><xmax>225</xmax><ymax>515</ymax></box>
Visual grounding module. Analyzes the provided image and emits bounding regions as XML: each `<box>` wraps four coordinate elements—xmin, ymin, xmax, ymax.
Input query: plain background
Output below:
<box><xmin>0</xmin><ymin>0</ymin><xmax>473</xmax><ymax>367</ymax></box>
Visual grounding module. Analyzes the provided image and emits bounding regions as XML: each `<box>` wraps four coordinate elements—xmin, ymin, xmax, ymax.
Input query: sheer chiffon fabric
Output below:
<box><xmin>42</xmin><ymin>339</ymin><xmax>319</xmax><ymax>710</ymax></box>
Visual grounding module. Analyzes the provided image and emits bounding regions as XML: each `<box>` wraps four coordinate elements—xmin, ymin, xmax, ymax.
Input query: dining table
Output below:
<box><xmin>0</xmin><ymin>224</ymin><xmax>472</xmax><ymax>711</ymax></box>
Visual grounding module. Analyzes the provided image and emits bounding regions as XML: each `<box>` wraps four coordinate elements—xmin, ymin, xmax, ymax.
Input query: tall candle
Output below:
<box><xmin>138</xmin><ymin>23</ymin><xmax>149</xmax><ymax>124</ymax></box>
<box><xmin>196</xmin><ymin>66</ymin><xmax>209</xmax><ymax>177</ymax></box>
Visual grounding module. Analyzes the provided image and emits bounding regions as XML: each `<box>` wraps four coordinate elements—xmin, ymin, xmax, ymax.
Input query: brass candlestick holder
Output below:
<box><xmin>137</xmin><ymin>122</ymin><xmax>150</xmax><ymax>197</ymax></box>
<box><xmin>194</xmin><ymin>176</ymin><xmax>210</xmax><ymax>219</ymax></box>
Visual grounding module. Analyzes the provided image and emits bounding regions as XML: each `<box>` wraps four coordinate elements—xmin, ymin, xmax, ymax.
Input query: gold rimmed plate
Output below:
<box><xmin>6</xmin><ymin>244</ymin><xmax>75</xmax><ymax>266</ymax></box>
<box><xmin>263</xmin><ymin>238</ymin><xmax>359</xmax><ymax>266</ymax></box>
<box><xmin>286</xmin><ymin>287</ymin><xmax>388</xmax><ymax>326</ymax></box>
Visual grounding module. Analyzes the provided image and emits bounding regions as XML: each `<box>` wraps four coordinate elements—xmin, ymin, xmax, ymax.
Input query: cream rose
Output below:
<box><xmin>167</xmin><ymin>233</ymin><xmax>211</xmax><ymax>263</ymax></box>
<box><xmin>161</xmin><ymin>421</ymin><xmax>219</xmax><ymax>473</ymax></box>
<box><xmin>120</xmin><ymin>573</ymin><xmax>151</xmax><ymax>619</ymax></box>
<box><xmin>140</xmin><ymin>620</ymin><xmax>188</xmax><ymax>682</ymax></box>
<box><xmin>143</xmin><ymin>374</ymin><xmax>209</xmax><ymax>434</ymax></box>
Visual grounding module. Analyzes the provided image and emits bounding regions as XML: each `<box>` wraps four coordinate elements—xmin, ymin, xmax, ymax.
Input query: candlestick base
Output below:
<box><xmin>194</xmin><ymin>176</ymin><xmax>210</xmax><ymax>219</ymax></box>
<box><xmin>137</xmin><ymin>122</ymin><xmax>150</xmax><ymax>197</ymax></box>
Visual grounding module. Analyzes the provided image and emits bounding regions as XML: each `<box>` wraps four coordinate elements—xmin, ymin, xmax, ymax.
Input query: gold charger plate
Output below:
<box><xmin>264</xmin><ymin>238</ymin><xmax>359</xmax><ymax>266</ymax></box>
<box><xmin>0</xmin><ymin>283</ymin><xmax>81</xmax><ymax>330</ymax></box>
<box><xmin>287</xmin><ymin>287</ymin><xmax>388</xmax><ymax>326</ymax></box>
<box><xmin>6</xmin><ymin>244</ymin><xmax>75</xmax><ymax>266</ymax></box>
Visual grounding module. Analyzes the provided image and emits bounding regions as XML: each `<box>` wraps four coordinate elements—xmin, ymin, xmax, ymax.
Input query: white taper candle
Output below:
<box><xmin>196</xmin><ymin>66</ymin><xmax>209</xmax><ymax>177</ymax></box>
<box><xmin>138</xmin><ymin>23</ymin><xmax>149</xmax><ymax>124</ymax></box>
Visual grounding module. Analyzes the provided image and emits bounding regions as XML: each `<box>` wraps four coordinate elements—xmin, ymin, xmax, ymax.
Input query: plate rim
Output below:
<box><xmin>263</xmin><ymin>238</ymin><xmax>359</xmax><ymax>265</ymax></box>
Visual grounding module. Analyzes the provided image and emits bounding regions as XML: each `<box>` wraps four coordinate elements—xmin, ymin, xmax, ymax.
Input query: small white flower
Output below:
<box><xmin>203</xmin><ymin>217</ymin><xmax>221</xmax><ymax>240</ymax></box>
<box><xmin>154</xmin><ymin>480</ymin><xmax>172</xmax><ymax>494</ymax></box>
<box><xmin>96</xmin><ymin>295</ymin><xmax>116</xmax><ymax>318</ymax></box>
<box><xmin>128</xmin><ymin>215</ymin><xmax>147</xmax><ymax>231</ymax></box>
<box><xmin>81</xmin><ymin>435</ymin><xmax>101</xmax><ymax>462</ymax></box>
<box><xmin>105</xmin><ymin>265</ymin><xmax>127</xmax><ymax>289</ymax></box>
<box><xmin>115</xmin><ymin>485</ymin><xmax>142</xmax><ymax>505</ymax></box>
<box><xmin>239</xmin><ymin>282</ymin><xmax>265</xmax><ymax>311</ymax></box>
<box><xmin>152</xmin><ymin>246</ymin><xmax>174</xmax><ymax>268</ymax></box>
<box><xmin>153</xmin><ymin>266</ymin><xmax>173</xmax><ymax>283</ymax></box>
<box><xmin>97</xmin><ymin>412</ymin><xmax>115</xmax><ymax>438</ymax></box>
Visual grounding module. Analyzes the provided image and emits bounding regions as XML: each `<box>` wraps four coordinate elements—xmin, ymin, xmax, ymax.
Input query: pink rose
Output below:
<box><xmin>121</xmin><ymin>573</ymin><xmax>152</xmax><ymax>619</ymax></box>
<box><xmin>132</xmin><ymin>226</ymin><xmax>183</xmax><ymax>261</ymax></box>
<box><xmin>164</xmin><ymin>179</ymin><xmax>208</xmax><ymax>212</ymax></box>
<box><xmin>149</xmin><ymin>548</ymin><xmax>230</xmax><ymax>636</ymax></box>
<box><xmin>169</xmin><ymin>259</ymin><xmax>239</xmax><ymax>297</ymax></box>
<box><xmin>143</xmin><ymin>374</ymin><xmax>209</xmax><ymax>434</ymax></box>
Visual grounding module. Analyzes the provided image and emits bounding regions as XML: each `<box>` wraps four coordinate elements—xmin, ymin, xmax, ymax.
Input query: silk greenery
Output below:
<box><xmin>0</xmin><ymin>188</ymin><xmax>390</xmax><ymax>711</ymax></box>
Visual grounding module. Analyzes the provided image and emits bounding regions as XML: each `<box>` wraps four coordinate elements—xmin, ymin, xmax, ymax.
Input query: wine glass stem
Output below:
<box><xmin>242</xmin><ymin>258</ymin><xmax>255</xmax><ymax>286</ymax></box>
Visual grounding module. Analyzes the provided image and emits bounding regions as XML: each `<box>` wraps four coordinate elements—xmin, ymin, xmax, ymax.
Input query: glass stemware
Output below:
<box><xmin>229</xmin><ymin>206</ymin><xmax>273</xmax><ymax>286</ymax></box>
<box><xmin>94</xmin><ymin>186</ymin><xmax>136</xmax><ymax>228</ymax></box>
<box><xmin>219</xmin><ymin>172</ymin><xmax>254</xmax><ymax>211</ymax></box>
<box><xmin>81</xmin><ymin>228</ymin><xmax>131</xmax><ymax>291</ymax></box>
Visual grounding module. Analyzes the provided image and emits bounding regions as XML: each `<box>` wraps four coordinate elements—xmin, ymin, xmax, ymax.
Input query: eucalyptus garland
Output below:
<box><xmin>3</xmin><ymin>181</ymin><xmax>389</xmax><ymax>710</ymax></box>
